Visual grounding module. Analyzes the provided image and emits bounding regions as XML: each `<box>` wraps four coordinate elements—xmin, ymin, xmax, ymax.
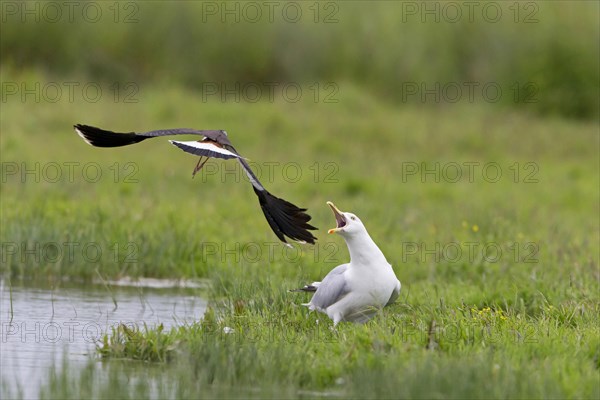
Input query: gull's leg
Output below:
<box><xmin>332</xmin><ymin>312</ymin><xmax>343</xmax><ymax>327</ymax></box>
<box><xmin>192</xmin><ymin>156</ymin><xmax>209</xmax><ymax>178</ymax></box>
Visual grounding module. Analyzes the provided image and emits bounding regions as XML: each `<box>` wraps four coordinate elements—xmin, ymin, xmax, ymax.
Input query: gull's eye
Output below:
<box><xmin>350</xmin><ymin>216</ymin><xmax>356</xmax><ymax>221</ymax></box>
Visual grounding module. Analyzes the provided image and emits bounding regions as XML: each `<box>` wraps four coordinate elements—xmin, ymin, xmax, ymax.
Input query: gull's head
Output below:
<box><xmin>327</xmin><ymin>201</ymin><xmax>366</xmax><ymax>237</ymax></box>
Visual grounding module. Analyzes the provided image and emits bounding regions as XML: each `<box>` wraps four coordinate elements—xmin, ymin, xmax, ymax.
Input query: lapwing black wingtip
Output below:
<box><xmin>73</xmin><ymin>124</ymin><xmax>145</xmax><ymax>147</ymax></box>
<box><xmin>301</xmin><ymin>234</ymin><xmax>317</xmax><ymax>245</ymax></box>
<box><xmin>74</xmin><ymin>123</ymin><xmax>94</xmax><ymax>132</ymax></box>
<box><xmin>74</xmin><ymin>124</ymin><xmax>94</xmax><ymax>146</ymax></box>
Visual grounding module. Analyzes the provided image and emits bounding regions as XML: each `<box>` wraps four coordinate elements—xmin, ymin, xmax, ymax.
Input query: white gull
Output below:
<box><xmin>294</xmin><ymin>201</ymin><xmax>401</xmax><ymax>326</ymax></box>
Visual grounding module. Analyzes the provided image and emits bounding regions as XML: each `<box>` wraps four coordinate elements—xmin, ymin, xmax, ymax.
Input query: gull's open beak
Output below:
<box><xmin>327</xmin><ymin>201</ymin><xmax>346</xmax><ymax>234</ymax></box>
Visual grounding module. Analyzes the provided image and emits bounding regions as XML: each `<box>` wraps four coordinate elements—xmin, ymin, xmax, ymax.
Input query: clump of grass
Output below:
<box><xmin>98</xmin><ymin>323</ymin><xmax>178</xmax><ymax>362</ymax></box>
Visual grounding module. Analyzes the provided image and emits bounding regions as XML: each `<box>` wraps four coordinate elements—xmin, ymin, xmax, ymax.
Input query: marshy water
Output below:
<box><xmin>0</xmin><ymin>279</ymin><xmax>207</xmax><ymax>398</ymax></box>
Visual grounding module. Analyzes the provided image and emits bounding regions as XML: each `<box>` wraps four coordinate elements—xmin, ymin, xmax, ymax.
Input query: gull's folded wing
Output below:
<box><xmin>309</xmin><ymin>264</ymin><xmax>349</xmax><ymax>310</ymax></box>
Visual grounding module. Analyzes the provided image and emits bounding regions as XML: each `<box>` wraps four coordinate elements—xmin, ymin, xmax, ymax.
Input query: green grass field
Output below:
<box><xmin>1</xmin><ymin>68</ymin><xmax>599</xmax><ymax>398</ymax></box>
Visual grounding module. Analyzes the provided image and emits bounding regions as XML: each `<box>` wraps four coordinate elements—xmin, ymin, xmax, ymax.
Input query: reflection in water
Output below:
<box><xmin>0</xmin><ymin>279</ymin><xmax>207</xmax><ymax>398</ymax></box>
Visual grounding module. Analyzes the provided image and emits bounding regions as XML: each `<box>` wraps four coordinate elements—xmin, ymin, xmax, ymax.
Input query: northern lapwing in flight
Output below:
<box><xmin>74</xmin><ymin>124</ymin><xmax>317</xmax><ymax>245</ymax></box>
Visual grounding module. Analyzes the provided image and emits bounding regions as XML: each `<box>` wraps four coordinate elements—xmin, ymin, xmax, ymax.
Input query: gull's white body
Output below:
<box><xmin>304</xmin><ymin>203</ymin><xmax>401</xmax><ymax>326</ymax></box>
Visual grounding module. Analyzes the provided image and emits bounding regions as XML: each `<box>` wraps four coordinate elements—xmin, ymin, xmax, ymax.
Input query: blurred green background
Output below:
<box><xmin>2</xmin><ymin>0</ymin><xmax>598</xmax><ymax>119</ymax></box>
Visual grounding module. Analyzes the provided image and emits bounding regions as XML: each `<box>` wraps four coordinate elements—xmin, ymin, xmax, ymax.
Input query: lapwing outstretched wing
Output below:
<box><xmin>74</xmin><ymin>124</ymin><xmax>317</xmax><ymax>245</ymax></box>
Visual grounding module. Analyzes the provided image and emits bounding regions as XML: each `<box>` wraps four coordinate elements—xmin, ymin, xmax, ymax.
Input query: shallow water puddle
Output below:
<box><xmin>0</xmin><ymin>279</ymin><xmax>207</xmax><ymax>398</ymax></box>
